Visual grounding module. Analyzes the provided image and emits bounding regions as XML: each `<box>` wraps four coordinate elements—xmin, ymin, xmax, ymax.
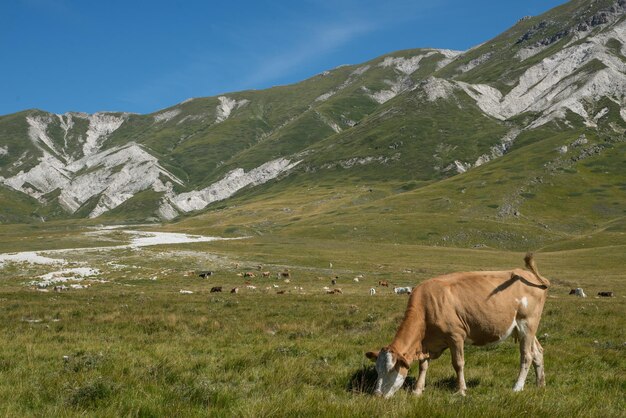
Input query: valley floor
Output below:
<box><xmin>0</xmin><ymin>224</ymin><xmax>624</xmax><ymax>416</ymax></box>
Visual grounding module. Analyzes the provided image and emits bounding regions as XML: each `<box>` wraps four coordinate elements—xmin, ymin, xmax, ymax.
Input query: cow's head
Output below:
<box><xmin>365</xmin><ymin>347</ymin><xmax>410</xmax><ymax>398</ymax></box>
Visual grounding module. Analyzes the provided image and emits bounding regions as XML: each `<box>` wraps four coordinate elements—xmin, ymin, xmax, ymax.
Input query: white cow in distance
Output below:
<box><xmin>393</xmin><ymin>287</ymin><xmax>412</xmax><ymax>294</ymax></box>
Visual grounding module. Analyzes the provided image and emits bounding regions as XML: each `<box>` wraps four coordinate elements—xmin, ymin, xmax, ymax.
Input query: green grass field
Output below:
<box><xmin>0</xmin><ymin>226</ymin><xmax>624</xmax><ymax>417</ymax></box>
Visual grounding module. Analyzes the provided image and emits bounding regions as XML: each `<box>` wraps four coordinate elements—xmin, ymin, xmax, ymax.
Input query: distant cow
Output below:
<box><xmin>366</xmin><ymin>254</ymin><xmax>549</xmax><ymax>398</ymax></box>
<box><xmin>394</xmin><ymin>287</ymin><xmax>412</xmax><ymax>295</ymax></box>
<box><xmin>331</xmin><ymin>278</ymin><xmax>337</xmax><ymax>285</ymax></box>
<box><xmin>281</xmin><ymin>270</ymin><xmax>291</xmax><ymax>278</ymax></box>
<box><xmin>276</xmin><ymin>290</ymin><xmax>286</xmax><ymax>295</ymax></box>
<box><xmin>262</xmin><ymin>271</ymin><xmax>271</xmax><ymax>278</ymax></box>
<box><xmin>327</xmin><ymin>288</ymin><xmax>343</xmax><ymax>294</ymax></box>
<box><xmin>244</xmin><ymin>272</ymin><xmax>256</xmax><ymax>278</ymax></box>
<box><xmin>210</xmin><ymin>286</ymin><xmax>222</xmax><ymax>293</ymax></box>
<box><xmin>597</xmin><ymin>291</ymin><xmax>614</xmax><ymax>297</ymax></box>
<box><xmin>569</xmin><ymin>288</ymin><xmax>586</xmax><ymax>297</ymax></box>
<box><xmin>230</xmin><ymin>287</ymin><xmax>239</xmax><ymax>294</ymax></box>
<box><xmin>379</xmin><ymin>280</ymin><xmax>389</xmax><ymax>287</ymax></box>
<box><xmin>198</xmin><ymin>271</ymin><xmax>213</xmax><ymax>278</ymax></box>
<box><xmin>370</xmin><ymin>288</ymin><xmax>376</xmax><ymax>296</ymax></box>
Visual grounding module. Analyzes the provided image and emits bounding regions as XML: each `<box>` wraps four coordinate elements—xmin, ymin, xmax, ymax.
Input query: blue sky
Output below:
<box><xmin>1</xmin><ymin>0</ymin><xmax>567</xmax><ymax>115</ymax></box>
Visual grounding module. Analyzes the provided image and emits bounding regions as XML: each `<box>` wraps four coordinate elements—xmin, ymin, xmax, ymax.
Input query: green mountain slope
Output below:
<box><xmin>0</xmin><ymin>0</ymin><xmax>624</xmax><ymax>250</ymax></box>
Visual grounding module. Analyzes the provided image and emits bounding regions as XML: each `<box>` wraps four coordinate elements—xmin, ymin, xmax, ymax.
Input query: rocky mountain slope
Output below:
<box><xmin>1</xmin><ymin>0</ymin><xmax>624</xmax><ymax>249</ymax></box>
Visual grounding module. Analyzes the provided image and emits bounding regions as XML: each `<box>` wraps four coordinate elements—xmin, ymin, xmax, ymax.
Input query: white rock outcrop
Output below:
<box><xmin>164</xmin><ymin>158</ymin><xmax>301</xmax><ymax>216</ymax></box>
<box><xmin>154</xmin><ymin>108</ymin><xmax>181</xmax><ymax>123</ymax></box>
<box><xmin>421</xmin><ymin>77</ymin><xmax>456</xmax><ymax>101</ymax></box>
<box><xmin>82</xmin><ymin>113</ymin><xmax>125</xmax><ymax>157</ymax></box>
<box><xmin>457</xmin><ymin>20</ymin><xmax>626</xmax><ymax>127</ymax></box>
<box><xmin>215</xmin><ymin>96</ymin><xmax>249</xmax><ymax>123</ymax></box>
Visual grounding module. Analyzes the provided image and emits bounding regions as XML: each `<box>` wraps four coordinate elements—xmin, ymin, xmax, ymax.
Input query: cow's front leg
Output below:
<box><xmin>412</xmin><ymin>359</ymin><xmax>429</xmax><ymax>396</ymax></box>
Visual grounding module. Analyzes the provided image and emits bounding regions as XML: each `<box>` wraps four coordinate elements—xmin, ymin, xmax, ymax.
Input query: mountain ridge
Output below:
<box><xmin>1</xmin><ymin>0</ymin><xmax>624</xmax><ymax>251</ymax></box>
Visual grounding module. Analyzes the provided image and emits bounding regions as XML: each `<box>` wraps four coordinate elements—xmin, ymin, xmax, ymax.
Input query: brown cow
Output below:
<box><xmin>262</xmin><ymin>271</ymin><xmax>271</xmax><ymax>278</ymax></box>
<box><xmin>210</xmin><ymin>286</ymin><xmax>222</xmax><ymax>293</ymax></box>
<box><xmin>378</xmin><ymin>280</ymin><xmax>389</xmax><ymax>287</ymax></box>
<box><xmin>244</xmin><ymin>272</ymin><xmax>256</xmax><ymax>278</ymax></box>
<box><xmin>366</xmin><ymin>254</ymin><xmax>549</xmax><ymax>397</ymax></box>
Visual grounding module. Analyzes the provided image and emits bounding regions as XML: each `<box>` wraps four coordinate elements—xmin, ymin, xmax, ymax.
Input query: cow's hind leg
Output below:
<box><xmin>449</xmin><ymin>338</ymin><xmax>467</xmax><ymax>396</ymax></box>
<box><xmin>532</xmin><ymin>337</ymin><xmax>545</xmax><ymax>387</ymax></box>
<box><xmin>513</xmin><ymin>321</ymin><xmax>534</xmax><ymax>392</ymax></box>
<box><xmin>412</xmin><ymin>359</ymin><xmax>429</xmax><ymax>396</ymax></box>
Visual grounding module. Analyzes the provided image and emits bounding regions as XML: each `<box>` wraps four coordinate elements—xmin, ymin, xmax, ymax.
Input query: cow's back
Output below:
<box><xmin>411</xmin><ymin>270</ymin><xmax>547</xmax><ymax>346</ymax></box>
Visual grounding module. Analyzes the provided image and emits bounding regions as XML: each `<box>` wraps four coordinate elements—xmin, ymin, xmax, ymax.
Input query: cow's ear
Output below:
<box><xmin>396</xmin><ymin>353</ymin><xmax>411</xmax><ymax>369</ymax></box>
<box><xmin>365</xmin><ymin>351</ymin><xmax>379</xmax><ymax>362</ymax></box>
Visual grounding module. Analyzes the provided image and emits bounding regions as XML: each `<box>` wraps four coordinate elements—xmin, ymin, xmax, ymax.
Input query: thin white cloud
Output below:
<box><xmin>240</xmin><ymin>20</ymin><xmax>376</xmax><ymax>88</ymax></box>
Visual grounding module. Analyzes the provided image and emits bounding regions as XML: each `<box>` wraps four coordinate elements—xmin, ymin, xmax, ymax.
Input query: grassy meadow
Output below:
<box><xmin>0</xmin><ymin>225</ymin><xmax>624</xmax><ymax>417</ymax></box>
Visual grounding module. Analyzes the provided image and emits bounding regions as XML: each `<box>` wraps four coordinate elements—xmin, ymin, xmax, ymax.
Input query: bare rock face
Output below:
<box><xmin>159</xmin><ymin>158</ymin><xmax>301</xmax><ymax>219</ymax></box>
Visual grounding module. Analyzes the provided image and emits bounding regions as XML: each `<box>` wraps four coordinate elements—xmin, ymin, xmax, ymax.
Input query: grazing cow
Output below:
<box><xmin>327</xmin><ymin>288</ymin><xmax>343</xmax><ymax>294</ymax></box>
<box><xmin>244</xmin><ymin>272</ymin><xmax>256</xmax><ymax>278</ymax></box>
<box><xmin>569</xmin><ymin>288</ymin><xmax>587</xmax><ymax>297</ymax></box>
<box><xmin>246</xmin><ymin>285</ymin><xmax>257</xmax><ymax>290</ymax></box>
<box><xmin>379</xmin><ymin>280</ymin><xmax>389</xmax><ymax>287</ymax></box>
<box><xmin>393</xmin><ymin>287</ymin><xmax>412</xmax><ymax>295</ymax></box>
<box><xmin>198</xmin><ymin>271</ymin><xmax>213</xmax><ymax>278</ymax></box>
<box><xmin>331</xmin><ymin>278</ymin><xmax>337</xmax><ymax>285</ymax></box>
<box><xmin>281</xmin><ymin>270</ymin><xmax>291</xmax><ymax>278</ymax></box>
<box><xmin>210</xmin><ymin>286</ymin><xmax>222</xmax><ymax>293</ymax></box>
<box><xmin>366</xmin><ymin>254</ymin><xmax>549</xmax><ymax>398</ymax></box>
<box><xmin>597</xmin><ymin>291</ymin><xmax>614</xmax><ymax>297</ymax></box>
<box><xmin>370</xmin><ymin>288</ymin><xmax>376</xmax><ymax>296</ymax></box>
<box><xmin>262</xmin><ymin>271</ymin><xmax>271</xmax><ymax>278</ymax></box>
<box><xmin>230</xmin><ymin>287</ymin><xmax>239</xmax><ymax>294</ymax></box>
<box><xmin>276</xmin><ymin>290</ymin><xmax>286</xmax><ymax>295</ymax></box>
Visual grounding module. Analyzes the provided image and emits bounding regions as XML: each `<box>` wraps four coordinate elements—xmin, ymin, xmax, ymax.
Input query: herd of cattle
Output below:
<box><xmin>197</xmin><ymin>268</ymin><xmax>416</xmax><ymax>296</ymax></box>
<box><xmin>193</xmin><ymin>266</ymin><xmax>614</xmax><ymax>300</ymax></box>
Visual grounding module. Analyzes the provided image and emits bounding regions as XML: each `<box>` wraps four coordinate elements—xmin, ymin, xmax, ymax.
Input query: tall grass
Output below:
<box><xmin>0</xmin><ymin>233</ymin><xmax>624</xmax><ymax>416</ymax></box>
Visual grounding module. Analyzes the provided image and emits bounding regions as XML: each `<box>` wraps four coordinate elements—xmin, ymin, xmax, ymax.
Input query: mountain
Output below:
<box><xmin>1</xmin><ymin>0</ymin><xmax>625</xmax><ymax>250</ymax></box>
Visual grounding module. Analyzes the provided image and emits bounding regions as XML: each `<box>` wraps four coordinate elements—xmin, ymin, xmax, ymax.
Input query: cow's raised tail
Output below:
<box><xmin>524</xmin><ymin>253</ymin><xmax>550</xmax><ymax>288</ymax></box>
